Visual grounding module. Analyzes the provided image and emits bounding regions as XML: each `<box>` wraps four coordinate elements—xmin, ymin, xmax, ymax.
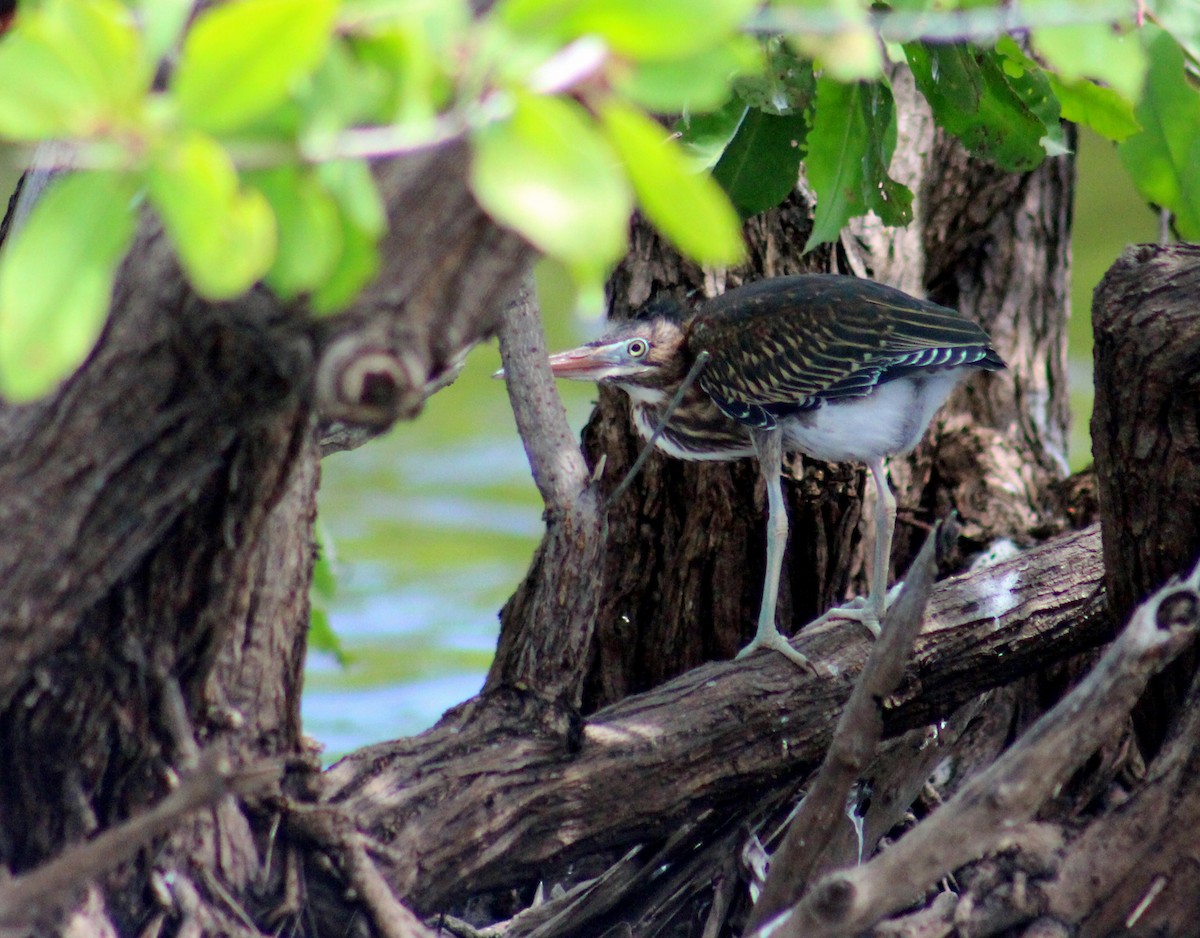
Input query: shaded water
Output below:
<box><xmin>302</xmin><ymin>130</ymin><xmax>1158</xmax><ymax>759</ymax></box>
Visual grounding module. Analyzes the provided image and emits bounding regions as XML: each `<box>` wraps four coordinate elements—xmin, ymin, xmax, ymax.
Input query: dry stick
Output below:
<box><xmin>0</xmin><ymin>750</ymin><xmax>280</xmax><ymax>929</ymax></box>
<box><xmin>289</xmin><ymin>806</ymin><xmax>439</xmax><ymax>938</ymax></box>
<box><xmin>763</xmin><ymin>556</ymin><xmax>1200</xmax><ymax>938</ymax></box>
<box><xmin>745</xmin><ymin>522</ymin><xmax>943</xmax><ymax>932</ymax></box>
<box><xmin>497</xmin><ymin>277</ymin><xmax>593</xmax><ymax>512</ymax></box>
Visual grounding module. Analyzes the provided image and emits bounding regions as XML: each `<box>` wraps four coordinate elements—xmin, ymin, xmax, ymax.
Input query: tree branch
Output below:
<box><xmin>323</xmin><ymin>525</ymin><xmax>1107</xmax><ymax>913</ymax></box>
<box><xmin>764</xmin><ymin>554</ymin><xmax>1200</xmax><ymax>938</ymax></box>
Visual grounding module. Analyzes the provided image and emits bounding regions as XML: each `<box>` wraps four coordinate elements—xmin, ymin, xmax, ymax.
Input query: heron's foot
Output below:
<box><xmin>818</xmin><ymin>583</ymin><xmax>905</xmax><ymax>639</ymax></box>
<box><xmin>736</xmin><ymin>629</ymin><xmax>824</xmax><ymax>676</ymax></box>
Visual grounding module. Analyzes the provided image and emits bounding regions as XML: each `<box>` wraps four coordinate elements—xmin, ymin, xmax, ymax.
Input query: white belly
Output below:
<box><xmin>780</xmin><ymin>370</ymin><xmax>966</xmax><ymax>463</ymax></box>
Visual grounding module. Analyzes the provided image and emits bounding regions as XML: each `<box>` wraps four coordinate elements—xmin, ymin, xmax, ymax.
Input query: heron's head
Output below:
<box><xmin>545</xmin><ymin>318</ymin><xmax>688</xmax><ymax>399</ymax></box>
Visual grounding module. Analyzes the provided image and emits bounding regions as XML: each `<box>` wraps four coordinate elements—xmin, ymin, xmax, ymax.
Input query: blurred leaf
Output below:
<box><xmin>140</xmin><ymin>0</ymin><xmax>192</xmax><ymax>64</ymax></box>
<box><xmin>0</xmin><ymin>171</ymin><xmax>136</xmax><ymax>400</ymax></box>
<box><xmin>732</xmin><ymin>42</ymin><xmax>814</xmax><ymax>115</ymax></box>
<box><xmin>310</xmin><ymin>209</ymin><xmax>381</xmax><ymax>314</ymax></box>
<box><xmin>0</xmin><ymin>0</ymin><xmax>146</xmax><ymax>139</ymax></box>
<box><xmin>471</xmin><ymin>92</ymin><xmax>631</xmax><ymax>277</ymax></box>
<box><xmin>1151</xmin><ymin>0</ymin><xmax>1200</xmax><ymax>67</ymax></box>
<box><xmin>1051</xmin><ymin>75</ymin><xmax>1140</xmax><ymax>142</ymax></box>
<box><xmin>249</xmin><ymin>165</ymin><xmax>344</xmax><ymax>298</ymax></box>
<box><xmin>317</xmin><ymin>158</ymin><xmax>387</xmax><ymax>237</ymax></box>
<box><xmin>558</xmin><ymin>0</ymin><xmax>757</xmax><ymax>60</ymax></box>
<box><xmin>173</xmin><ymin>0</ymin><xmax>337</xmax><ymax>133</ymax></box>
<box><xmin>616</xmin><ymin>38</ymin><xmax>758</xmax><ymax>113</ymax></box>
<box><xmin>1031</xmin><ymin>13</ymin><xmax>1146</xmax><ymax>102</ymax></box>
<box><xmin>599</xmin><ymin>99</ymin><xmax>744</xmax><ymax>263</ymax></box>
<box><xmin>804</xmin><ymin>78</ymin><xmax>912</xmax><ymax>251</ymax></box>
<box><xmin>713</xmin><ymin>108</ymin><xmax>807</xmax><ymax>217</ymax></box>
<box><xmin>148</xmin><ymin>133</ymin><xmax>277</xmax><ymax>298</ymax></box>
<box><xmin>785</xmin><ymin>0</ymin><xmax>881</xmax><ymax>80</ymax></box>
<box><xmin>308</xmin><ymin>158</ymin><xmax>386</xmax><ymax>313</ymax></box>
<box><xmin>1119</xmin><ymin>28</ymin><xmax>1200</xmax><ymax>239</ymax></box>
<box><xmin>675</xmin><ymin>97</ymin><xmax>748</xmax><ymax>167</ymax></box>
<box><xmin>905</xmin><ymin>41</ymin><xmax>1047</xmax><ymax>171</ymax></box>
<box><xmin>310</xmin><ymin>523</ymin><xmax>347</xmax><ymax>664</ymax></box>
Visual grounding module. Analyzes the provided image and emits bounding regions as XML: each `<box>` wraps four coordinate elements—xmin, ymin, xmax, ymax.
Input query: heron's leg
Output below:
<box><xmin>818</xmin><ymin>458</ymin><xmax>897</xmax><ymax>639</ymax></box>
<box><xmin>735</xmin><ymin>428</ymin><xmax>815</xmax><ymax>672</ymax></box>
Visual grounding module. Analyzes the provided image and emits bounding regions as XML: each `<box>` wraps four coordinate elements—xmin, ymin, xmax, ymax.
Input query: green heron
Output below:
<box><xmin>542</xmin><ymin>274</ymin><xmax>1005</xmax><ymax>670</ymax></box>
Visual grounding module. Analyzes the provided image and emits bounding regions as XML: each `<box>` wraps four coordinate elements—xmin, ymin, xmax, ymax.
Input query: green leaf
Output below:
<box><xmin>559</xmin><ymin>0</ymin><xmax>757</xmax><ymax>60</ymax></box>
<box><xmin>784</xmin><ymin>0</ymin><xmax>881</xmax><ymax>80</ymax></box>
<box><xmin>905</xmin><ymin>41</ymin><xmax>1047</xmax><ymax>172</ymax></box>
<box><xmin>599</xmin><ymin>100</ymin><xmax>744</xmax><ymax>264</ymax></box>
<box><xmin>1051</xmin><ymin>76</ymin><xmax>1141</xmax><ymax>142</ymax></box>
<box><xmin>994</xmin><ymin>36</ymin><xmax>1065</xmax><ymax>156</ymax></box>
<box><xmin>140</xmin><ymin>0</ymin><xmax>193</xmax><ymax>65</ymax></box>
<box><xmin>471</xmin><ymin>92</ymin><xmax>632</xmax><ymax>276</ymax></box>
<box><xmin>675</xmin><ymin>97</ymin><xmax>748</xmax><ymax>168</ymax></box>
<box><xmin>1031</xmin><ymin>15</ymin><xmax>1146</xmax><ymax>103</ymax></box>
<box><xmin>713</xmin><ymin>108</ymin><xmax>808</xmax><ymax>218</ymax></box>
<box><xmin>616</xmin><ymin>38</ymin><xmax>759</xmax><ymax>113</ymax></box>
<box><xmin>731</xmin><ymin>41</ymin><xmax>815</xmax><ymax>115</ymax></box>
<box><xmin>173</xmin><ymin>0</ymin><xmax>337</xmax><ymax>133</ymax></box>
<box><xmin>1118</xmin><ymin>28</ymin><xmax>1200</xmax><ymax>239</ymax></box>
<box><xmin>148</xmin><ymin>133</ymin><xmax>277</xmax><ymax>299</ymax></box>
<box><xmin>310</xmin><ymin>210</ymin><xmax>381</xmax><ymax>314</ymax></box>
<box><xmin>0</xmin><ymin>171</ymin><xmax>137</xmax><ymax>400</ymax></box>
<box><xmin>0</xmin><ymin>0</ymin><xmax>147</xmax><ymax>140</ymax></box>
<box><xmin>803</xmin><ymin>78</ymin><xmax>912</xmax><ymax>252</ymax></box>
<box><xmin>248</xmin><ymin>165</ymin><xmax>344</xmax><ymax>298</ymax></box>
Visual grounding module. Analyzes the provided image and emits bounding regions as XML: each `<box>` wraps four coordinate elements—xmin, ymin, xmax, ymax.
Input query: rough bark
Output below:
<box><xmin>0</xmin><ymin>142</ymin><xmax>531</xmax><ymax>936</ymax></box>
<box><xmin>319</xmin><ymin>525</ymin><xmax>1105</xmax><ymax>917</ymax></box>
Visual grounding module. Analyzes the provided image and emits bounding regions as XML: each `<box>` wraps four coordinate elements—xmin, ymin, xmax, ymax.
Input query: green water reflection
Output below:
<box><xmin>303</xmin><ymin>130</ymin><xmax>1159</xmax><ymax>757</ymax></box>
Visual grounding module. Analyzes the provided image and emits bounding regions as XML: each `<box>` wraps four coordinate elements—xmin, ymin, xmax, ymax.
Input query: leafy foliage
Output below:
<box><xmin>0</xmin><ymin>0</ymin><xmax>1198</xmax><ymax>405</ymax></box>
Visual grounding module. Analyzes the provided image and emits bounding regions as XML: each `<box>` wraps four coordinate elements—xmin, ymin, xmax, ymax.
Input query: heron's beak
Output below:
<box><xmin>492</xmin><ymin>343</ymin><xmax>622</xmax><ymax>381</ymax></box>
<box><xmin>545</xmin><ymin>345</ymin><xmax>621</xmax><ymax>380</ymax></box>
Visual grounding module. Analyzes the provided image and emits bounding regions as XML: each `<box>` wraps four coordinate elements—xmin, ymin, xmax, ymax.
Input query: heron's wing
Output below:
<box><xmin>687</xmin><ymin>276</ymin><xmax>1001</xmax><ymax>422</ymax></box>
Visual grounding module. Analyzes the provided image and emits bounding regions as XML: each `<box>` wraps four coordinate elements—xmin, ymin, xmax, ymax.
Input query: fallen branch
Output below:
<box><xmin>763</xmin><ymin>554</ymin><xmax>1200</xmax><ymax>938</ymax></box>
<box><xmin>323</xmin><ymin>525</ymin><xmax>1107</xmax><ymax>912</ymax></box>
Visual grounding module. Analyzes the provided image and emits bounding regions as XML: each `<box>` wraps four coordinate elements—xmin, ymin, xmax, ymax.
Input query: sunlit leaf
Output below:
<box><xmin>559</xmin><ymin>0</ymin><xmax>756</xmax><ymax>60</ymax></box>
<box><xmin>675</xmin><ymin>97</ymin><xmax>747</xmax><ymax>168</ymax></box>
<box><xmin>140</xmin><ymin>0</ymin><xmax>192</xmax><ymax>65</ymax></box>
<box><xmin>616</xmin><ymin>38</ymin><xmax>758</xmax><ymax>113</ymax></box>
<box><xmin>0</xmin><ymin>0</ymin><xmax>146</xmax><ymax>139</ymax></box>
<box><xmin>0</xmin><ymin>171</ymin><xmax>137</xmax><ymax>399</ymax></box>
<box><xmin>905</xmin><ymin>41</ymin><xmax>1047</xmax><ymax>172</ymax></box>
<box><xmin>1118</xmin><ymin>28</ymin><xmax>1200</xmax><ymax>239</ymax></box>
<box><xmin>1030</xmin><ymin>11</ymin><xmax>1146</xmax><ymax>102</ymax></box>
<box><xmin>785</xmin><ymin>0</ymin><xmax>880</xmax><ymax>80</ymax></box>
<box><xmin>804</xmin><ymin>78</ymin><xmax>912</xmax><ymax>251</ymax></box>
<box><xmin>471</xmin><ymin>92</ymin><xmax>631</xmax><ymax>276</ymax></box>
<box><xmin>173</xmin><ymin>0</ymin><xmax>337</xmax><ymax>133</ymax></box>
<box><xmin>599</xmin><ymin>100</ymin><xmax>744</xmax><ymax>263</ymax></box>
<box><xmin>249</xmin><ymin>165</ymin><xmax>344</xmax><ymax>298</ymax></box>
<box><xmin>310</xmin><ymin>210</ymin><xmax>382</xmax><ymax>314</ymax></box>
<box><xmin>1051</xmin><ymin>76</ymin><xmax>1140</xmax><ymax>142</ymax></box>
<box><xmin>713</xmin><ymin>108</ymin><xmax>807</xmax><ymax>218</ymax></box>
<box><xmin>148</xmin><ymin>133</ymin><xmax>276</xmax><ymax>298</ymax></box>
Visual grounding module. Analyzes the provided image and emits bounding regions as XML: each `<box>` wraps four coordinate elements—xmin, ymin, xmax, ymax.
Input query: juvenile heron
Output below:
<box><xmin>542</xmin><ymin>274</ymin><xmax>1004</xmax><ymax>670</ymax></box>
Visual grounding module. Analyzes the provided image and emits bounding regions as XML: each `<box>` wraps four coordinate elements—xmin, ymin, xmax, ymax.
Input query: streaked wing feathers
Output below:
<box><xmin>687</xmin><ymin>275</ymin><xmax>1000</xmax><ymax>419</ymax></box>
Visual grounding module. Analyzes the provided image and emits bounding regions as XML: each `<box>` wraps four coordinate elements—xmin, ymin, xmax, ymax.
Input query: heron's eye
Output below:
<box><xmin>627</xmin><ymin>339</ymin><xmax>649</xmax><ymax>358</ymax></box>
